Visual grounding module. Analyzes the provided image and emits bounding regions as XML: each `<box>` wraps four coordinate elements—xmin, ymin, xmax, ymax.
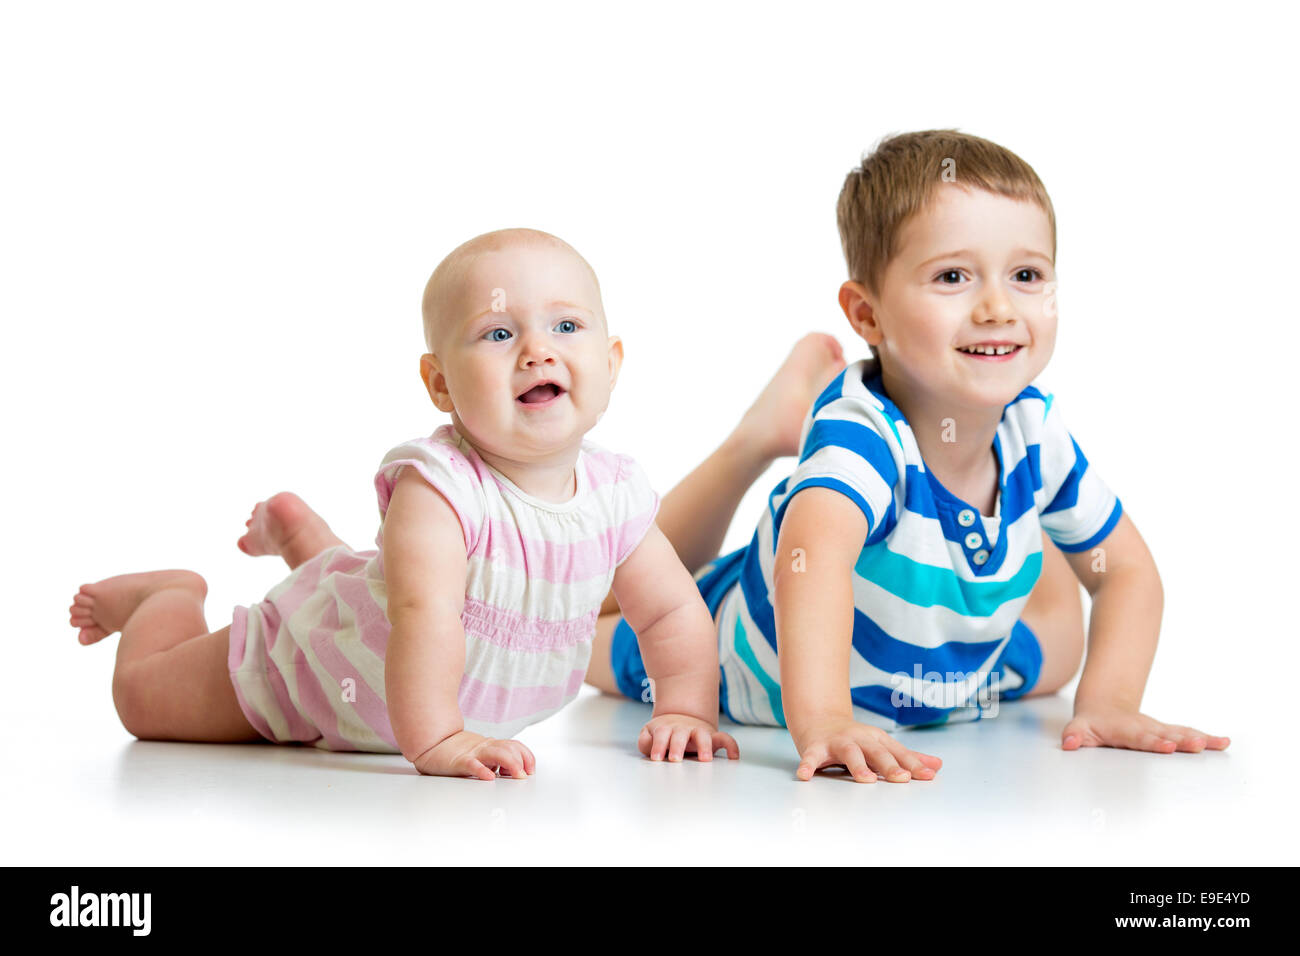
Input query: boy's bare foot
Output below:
<box><xmin>69</xmin><ymin>570</ymin><xmax>207</xmax><ymax>646</ymax></box>
<box><xmin>736</xmin><ymin>333</ymin><xmax>847</xmax><ymax>460</ymax></box>
<box><xmin>237</xmin><ymin>492</ymin><xmax>344</xmax><ymax>569</ymax></box>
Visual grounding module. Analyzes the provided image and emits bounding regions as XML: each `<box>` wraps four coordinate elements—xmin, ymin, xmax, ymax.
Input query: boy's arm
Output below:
<box><xmin>775</xmin><ymin>487</ymin><xmax>941</xmax><ymax>783</ymax></box>
<box><xmin>611</xmin><ymin>522</ymin><xmax>739</xmax><ymax>762</ymax></box>
<box><xmin>1060</xmin><ymin>512</ymin><xmax>1229</xmax><ymax>752</ymax></box>
<box><xmin>383</xmin><ymin>469</ymin><xmax>534</xmax><ymax>779</ymax></box>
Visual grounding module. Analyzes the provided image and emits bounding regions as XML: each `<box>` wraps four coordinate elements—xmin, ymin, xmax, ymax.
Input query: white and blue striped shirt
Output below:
<box><xmin>713</xmin><ymin>358</ymin><xmax>1122</xmax><ymax>730</ymax></box>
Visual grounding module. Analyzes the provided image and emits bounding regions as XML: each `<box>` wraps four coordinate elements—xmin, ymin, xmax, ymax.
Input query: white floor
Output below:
<box><xmin>6</xmin><ymin>675</ymin><xmax>1282</xmax><ymax>866</ymax></box>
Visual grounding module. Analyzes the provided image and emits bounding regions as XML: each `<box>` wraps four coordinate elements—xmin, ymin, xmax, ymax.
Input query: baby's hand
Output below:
<box><xmin>793</xmin><ymin>718</ymin><xmax>942</xmax><ymax>783</ymax></box>
<box><xmin>412</xmin><ymin>730</ymin><xmax>536</xmax><ymax>780</ymax></box>
<box><xmin>638</xmin><ymin>713</ymin><xmax>740</xmax><ymax>762</ymax></box>
<box><xmin>1062</xmin><ymin>707</ymin><xmax>1230</xmax><ymax>754</ymax></box>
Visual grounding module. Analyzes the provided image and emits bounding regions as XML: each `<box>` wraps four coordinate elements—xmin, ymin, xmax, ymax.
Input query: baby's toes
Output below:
<box><xmin>78</xmin><ymin>625</ymin><xmax>108</xmax><ymax>645</ymax></box>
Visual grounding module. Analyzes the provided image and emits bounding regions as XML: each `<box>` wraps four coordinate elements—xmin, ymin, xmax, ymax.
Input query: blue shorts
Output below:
<box><xmin>609</xmin><ymin>546</ymin><xmax>1044</xmax><ymax>723</ymax></box>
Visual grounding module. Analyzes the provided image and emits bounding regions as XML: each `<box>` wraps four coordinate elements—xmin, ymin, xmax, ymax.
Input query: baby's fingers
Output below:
<box><xmin>711</xmin><ymin>731</ymin><xmax>740</xmax><ymax>760</ymax></box>
<box><xmin>479</xmin><ymin>742</ymin><xmax>529</xmax><ymax>778</ymax></box>
<box><xmin>689</xmin><ymin>727</ymin><xmax>714</xmax><ymax>762</ymax></box>
<box><xmin>648</xmin><ymin>724</ymin><xmax>673</xmax><ymax>761</ymax></box>
<box><xmin>460</xmin><ymin>757</ymin><xmax>499</xmax><ymax>782</ymax></box>
<box><xmin>666</xmin><ymin>726</ymin><xmax>693</xmax><ymax>762</ymax></box>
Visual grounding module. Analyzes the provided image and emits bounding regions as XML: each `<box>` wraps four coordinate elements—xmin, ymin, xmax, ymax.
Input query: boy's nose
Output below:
<box><xmin>975</xmin><ymin>290</ymin><xmax>1016</xmax><ymax>324</ymax></box>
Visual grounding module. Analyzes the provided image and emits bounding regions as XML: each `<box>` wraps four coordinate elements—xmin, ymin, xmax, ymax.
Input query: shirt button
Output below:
<box><xmin>964</xmin><ymin>532</ymin><xmax>982</xmax><ymax>550</ymax></box>
<box><xmin>973</xmin><ymin>549</ymin><xmax>990</xmax><ymax>566</ymax></box>
<box><xmin>958</xmin><ymin>509</ymin><xmax>976</xmax><ymax>527</ymax></box>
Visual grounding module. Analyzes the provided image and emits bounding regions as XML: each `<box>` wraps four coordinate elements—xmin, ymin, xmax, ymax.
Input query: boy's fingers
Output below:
<box><xmin>834</xmin><ymin>743</ymin><xmax>876</xmax><ymax>784</ymax></box>
<box><xmin>1131</xmin><ymin>730</ymin><xmax>1176</xmax><ymax>753</ymax></box>
<box><xmin>902</xmin><ymin>754</ymin><xmax>937</xmax><ymax>778</ymax></box>
<box><xmin>862</xmin><ymin>743</ymin><xmax>908</xmax><ymax>782</ymax></box>
<box><xmin>796</xmin><ymin>746</ymin><xmax>827</xmax><ymax>781</ymax></box>
<box><xmin>884</xmin><ymin>739</ymin><xmax>937</xmax><ymax>777</ymax></box>
<box><xmin>1174</xmin><ymin>725</ymin><xmax>1230</xmax><ymax>751</ymax></box>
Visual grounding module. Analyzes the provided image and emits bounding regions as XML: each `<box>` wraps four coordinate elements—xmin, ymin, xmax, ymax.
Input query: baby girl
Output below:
<box><xmin>68</xmin><ymin>228</ymin><xmax>742</xmax><ymax>779</ymax></box>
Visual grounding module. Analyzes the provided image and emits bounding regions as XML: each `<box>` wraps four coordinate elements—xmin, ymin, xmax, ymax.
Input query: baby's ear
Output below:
<box><xmin>606</xmin><ymin>335</ymin><xmax>625</xmax><ymax>390</ymax></box>
<box><xmin>419</xmin><ymin>353</ymin><xmax>455</xmax><ymax>413</ymax></box>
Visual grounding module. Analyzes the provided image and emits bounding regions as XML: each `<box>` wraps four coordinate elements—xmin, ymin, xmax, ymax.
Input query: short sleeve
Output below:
<box><xmin>374</xmin><ymin>435</ymin><xmax>487</xmax><ymax>553</ymax></box>
<box><xmin>1034</xmin><ymin>395</ymin><xmax>1123</xmax><ymax>552</ymax></box>
<box><xmin>613</xmin><ymin>454</ymin><xmax>661</xmax><ymax>567</ymax></box>
<box><xmin>777</xmin><ymin>398</ymin><xmax>899</xmax><ymax>540</ymax></box>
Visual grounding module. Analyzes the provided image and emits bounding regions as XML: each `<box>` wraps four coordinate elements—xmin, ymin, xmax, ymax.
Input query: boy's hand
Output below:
<box><xmin>1062</xmin><ymin>707</ymin><xmax>1230</xmax><ymax>754</ymax></box>
<box><xmin>412</xmin><ymin>730</ymin><xmax>536</xmax><ymax>780</ymax></box>
<box><xmin>793</xmin><ymin>718</ymin><xmax>942</xmax><ymax>783</ymax></box>
<box><xmin>638</xmin><ymin>713</ymin><xmax>739</xmax><ymax>762</ymax></box>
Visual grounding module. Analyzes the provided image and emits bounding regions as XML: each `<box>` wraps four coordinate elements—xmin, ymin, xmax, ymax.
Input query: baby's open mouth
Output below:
<box><xmin>956</xmin><ymin>344</ymin><xmax>1022</xmax><ymax>356</ymax></box>
<box><xmin>517</xmin><ymin>382</ymin><xmax>565</xmax><ymax>405</ymax></box>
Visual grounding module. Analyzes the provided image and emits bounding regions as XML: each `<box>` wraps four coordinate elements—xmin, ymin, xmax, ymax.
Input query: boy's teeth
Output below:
<box><xmin>959</xmin><ymin>345</ymin><xmax>1019</xmax><ymax>355</ymax></box>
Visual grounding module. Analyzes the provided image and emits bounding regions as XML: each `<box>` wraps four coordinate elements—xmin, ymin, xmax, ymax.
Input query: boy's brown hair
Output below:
<box><xmin>836</xmin><ymin>129</ymin><xmax>1056</xmax><ymax>297</ymax></box>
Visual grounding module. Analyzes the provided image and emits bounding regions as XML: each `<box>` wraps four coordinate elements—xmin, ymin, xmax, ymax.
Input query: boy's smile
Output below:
<box><xmin>841</xmin><ymin>183</ymin><xmax>1057</xmax><ymax>413</ymax></box>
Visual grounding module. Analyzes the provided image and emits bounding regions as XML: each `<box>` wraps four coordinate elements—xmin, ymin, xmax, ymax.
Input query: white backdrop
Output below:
<box><xmin>4</xmin><ymin>1</ymin><xmax>1296</xmax><ymax>855</ymax></box>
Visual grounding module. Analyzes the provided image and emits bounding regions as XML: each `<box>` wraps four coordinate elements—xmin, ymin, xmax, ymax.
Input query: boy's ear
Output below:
<box><xmin>419</xmin><ymin>353</ymin><xmax>455</xmax><ymax>413</ymax></box>
<box><xmin>606</xmin><ymin>335</ymin><xmax>624</xmax><ymax>391</ymax></box>
<box><xmin>839</xmin><ymin>280</ymin><xmax>884</xmax><ymax>347</ymax></box>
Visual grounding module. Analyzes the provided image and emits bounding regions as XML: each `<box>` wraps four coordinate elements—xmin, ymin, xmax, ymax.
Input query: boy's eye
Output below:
<box><xmin>937</xmin><ymin>269</ymin><xmax>964</xmax><ymax>284</ymax></box>
<box><xmin>1015</xmin><ymin>268</ymin><xmax>1044</xmax><ymax>282</ymax></box>
<box><xmin>484</xmin><ymin>328</ymin><xmax>512</xmax><ymax>342</ymax></box>
<box><xmin>555</xmin><ymin>319</ymin><xmax>578</xmax><ymax>334</ymax></box>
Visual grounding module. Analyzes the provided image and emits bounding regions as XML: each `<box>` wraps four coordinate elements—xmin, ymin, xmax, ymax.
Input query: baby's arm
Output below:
<box><xmin>383</xmin><ymin>468</ymin><xmax>535</xmax><ymax>779</ymax></box>
<box><xmin>775</xmin><ymin>487</ymin><xmax>942</xmax><ymax>783</ymax></box>
<box><xmin>1059</xmin><ymin>513</ymin><xmax>1229</xmax><ymax>753</ymax></box>
<box><xmin>611</xmin><ymin>523</ymin><xmax>739</xmax><ymax>762</ymax></box>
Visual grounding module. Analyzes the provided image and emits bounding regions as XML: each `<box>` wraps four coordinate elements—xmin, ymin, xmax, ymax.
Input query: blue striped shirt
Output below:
<box><xmin>714</xmin><ymin>358</ymin><xmax>1122</xmax><ymax>730</ymax></box>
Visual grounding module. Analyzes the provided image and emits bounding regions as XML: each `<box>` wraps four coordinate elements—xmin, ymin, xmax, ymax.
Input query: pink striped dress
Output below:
<box><xmin>228</xmin><ymin>424</ymin><xmax>660</xmax><ymax>752</ymax></box>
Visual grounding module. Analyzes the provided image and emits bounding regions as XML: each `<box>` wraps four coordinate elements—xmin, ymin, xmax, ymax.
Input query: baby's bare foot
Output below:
<box><xmin>738</xmin><ymin>333</ymin><xmax>847</xmax><ymax>460</ymax></box>
<box><xmin>69</xmin><ymin>570</ymin><xmax>207</xmax><ymax>646</ymax></box>
<box><xmin>237</xmin><ymin>492</ymin><xmax>343</xmax><ymax>569</ymax></box>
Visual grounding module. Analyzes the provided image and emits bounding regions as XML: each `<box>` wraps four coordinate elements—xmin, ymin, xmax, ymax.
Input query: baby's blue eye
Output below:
<box><xmin>555</xmin><ymin>319</ymin><xmax>578</xmax><ymax>334</ymax></box>
<box><xmin>485</xmin><ymin>328</ymin><xmax>512</xmax><ymax>342</ymax></box>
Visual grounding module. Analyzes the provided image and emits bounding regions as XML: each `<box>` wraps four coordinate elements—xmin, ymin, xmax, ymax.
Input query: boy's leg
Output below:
<box><xmin>1020</xmin><ymin>532</ymin><xmax>1086</xmax><ymax>698</ymax></box>
<box><xmin>597</xmin><ymin>333</ymin><xmax>846</xmax><ymax>616</ymax></box>
<box><xmin>70</xmin><ymin>570</ymin><xmax>263</xmax><ymax>742</ymax></box>
<box><xmin>238</xmin><ymin>492</ymin><xmax>347</xmax><ymax>571</ymax></box>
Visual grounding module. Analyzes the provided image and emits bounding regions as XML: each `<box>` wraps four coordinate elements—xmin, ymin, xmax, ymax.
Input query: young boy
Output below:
<box><xmin>589</xmin><ymin>129</ymin><xmax>1230</xmax><ymax>780</ymax></box>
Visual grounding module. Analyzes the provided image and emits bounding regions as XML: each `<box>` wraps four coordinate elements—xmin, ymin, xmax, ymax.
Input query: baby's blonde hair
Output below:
<box><xmin>421</xmin><ymin>228</ymin><xmax>604</xmax><ymax>353</ymax></box>
<box><xmin>836</xmin><ymin>129</ymin><xmax>1056</xmax><ymax>299</ymax></box>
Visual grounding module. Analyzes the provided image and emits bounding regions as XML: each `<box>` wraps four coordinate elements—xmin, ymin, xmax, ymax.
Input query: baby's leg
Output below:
<box><xmin>1020</xmin><ymin>532</ymin><xmax>1086</xmax><ymax>698</ymax></box>
<box><xmin>597</xmin><ymin>333</ymin><xmax>845</xmax><ymax>616</ymax></box>
<box><xmin>237</xmin><ymin>491</ymin><xmax>347</xmax><ymax>571</ymax></box>
<box><xmin>70</xmin><ymin>571</ymin><xmax>263</xmax><ymax>742</ymax></box>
